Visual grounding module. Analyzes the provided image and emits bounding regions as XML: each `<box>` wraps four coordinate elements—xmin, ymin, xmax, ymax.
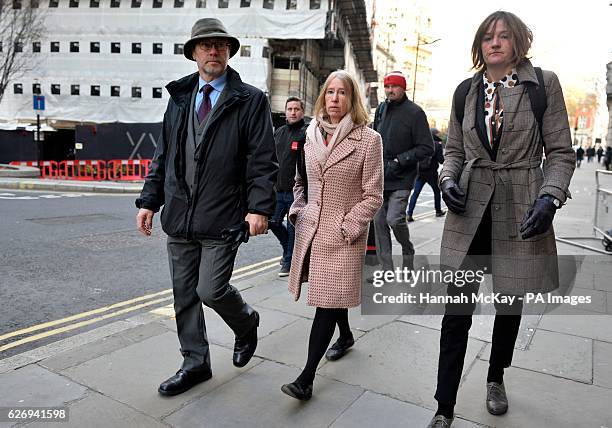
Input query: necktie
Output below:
<box><xmin>197</xmin><ymin>84</ymin><xmax>214</xmax><ymax>123</ymax></box>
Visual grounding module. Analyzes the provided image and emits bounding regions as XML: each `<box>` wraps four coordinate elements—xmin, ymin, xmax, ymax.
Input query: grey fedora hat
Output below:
<box><xmin>184</xmin><ymin>17</ymin><xmax>240</xmax><ymax>61</ymax></box>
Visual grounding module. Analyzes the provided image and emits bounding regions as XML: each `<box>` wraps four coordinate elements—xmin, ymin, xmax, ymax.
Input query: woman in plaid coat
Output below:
<box><xmin>428</xmin><ymin>11</ymin><xmax>575</xmax><ymax>428</ymax></box>
<box><xmin>280</xmin><ymin>70</ymin><xmax>383</xmax><ymax>401</ymax></box>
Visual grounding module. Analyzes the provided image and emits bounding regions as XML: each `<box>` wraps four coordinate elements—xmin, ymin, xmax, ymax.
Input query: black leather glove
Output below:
<box><xmin>520</xmin><ymin>197</ymin><xmax>557</xmax><ymax>239</ymax></box>
<box><xmin>440</xmin><ymin>179</ymin><xmax>466</xmax><ymax>214</ymax></box>
<box><xmin>221</xmin><ymin>221</ymin><xmax>250</xmax><ymax>244</ymax></box>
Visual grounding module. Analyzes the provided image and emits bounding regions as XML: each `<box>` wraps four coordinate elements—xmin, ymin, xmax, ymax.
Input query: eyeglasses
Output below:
<box><xmin>196</xmin><ymin>40</ymin><xmax>231</xmax><ymax>52</ymax></box>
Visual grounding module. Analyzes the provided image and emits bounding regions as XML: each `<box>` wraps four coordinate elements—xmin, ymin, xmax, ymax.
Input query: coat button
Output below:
<box><xmin>494</xmin><ymin>205</ymin><xmax>500</xmax><ymax>211</ymax></box>
<box><xmin>316</xmin><ymin>201</ymin><xmax>320</xmax><ymax>206</ymax></box>
<box><xmin>506</xmin><ymin>123</ymin><xmax>514</xmax><ymax>130</ymax></box>
<box><xmin>501</xmin><ymin>149</ymin><xmax>507</xmax><ymax>154</ymax></box>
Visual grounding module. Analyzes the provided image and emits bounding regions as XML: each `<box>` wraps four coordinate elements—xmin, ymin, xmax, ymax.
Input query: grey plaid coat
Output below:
<box><xmin>439</xmin><ymin>60</ymin><xmax>575</xmax><ymax>295</ymax></box>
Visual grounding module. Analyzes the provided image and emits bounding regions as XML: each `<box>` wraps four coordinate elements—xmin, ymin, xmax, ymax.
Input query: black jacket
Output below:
<box><xmin>273</xmin><ymin>119</ymin><xmax>306</xmax><ymax>192</ymax></box>
<box><xmin>373</xmin><ymin>95</ymin><xmax>434</xmax><ymax>190</ymax></box>
<box><xmin>418</xmin><ymin>137</ymin><xmax>444</xmax><ymax>179</ymax></box>
<box><xmin>135</xmin><ymin>66</ymin><xmax>277</xmax><ymax>239</ymax></box>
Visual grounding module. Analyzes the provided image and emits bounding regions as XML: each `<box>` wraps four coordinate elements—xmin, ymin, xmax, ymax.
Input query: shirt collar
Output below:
<box><xmin>198</xmin><ymin>71</ymin><xmax>227</xmax><ymax>93</ymax></box>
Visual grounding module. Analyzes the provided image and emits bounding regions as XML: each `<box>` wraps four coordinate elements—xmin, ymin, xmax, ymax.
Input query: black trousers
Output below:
<box><xmin>434</xmin><ymin>207</ymin><xmax>523</xmax><ymax>406</ymax></box>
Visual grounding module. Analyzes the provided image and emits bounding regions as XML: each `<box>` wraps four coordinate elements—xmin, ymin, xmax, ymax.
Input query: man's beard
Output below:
<box><xmin>203</xmin><ymin>63</ymin><xmax>225</xmax><ymax>78</ymax></box>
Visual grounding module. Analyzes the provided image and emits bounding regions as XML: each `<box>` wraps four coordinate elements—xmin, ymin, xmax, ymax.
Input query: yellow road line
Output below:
<box><xmin>0</xmin><ymin>296</ymin><xmax>172</xmax><ymax>352</ymax></box>
<box><xmin>233</xmin><ymin>256</ymin><xmax>281</xmax><ymax>274</ymax></box>
<box><xmin>232</xmin><ymin>261</ymin><xmax>281</xmax><ymax>280</ymax></box>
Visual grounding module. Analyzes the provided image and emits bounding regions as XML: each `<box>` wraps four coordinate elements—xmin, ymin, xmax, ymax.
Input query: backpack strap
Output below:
<box><xmin>373</xmin><ymin>101</ymin><xmax>387</xmax><ymax>132</ymax></box>
<box><xmin>453</xmin><ymin>78</ymin><xmax>472</xmax><ymax>125</ymax></box>
<box><xmin>526</xmin><ymin>67</ymin><xmax>548</xmax><ymax>145</ymax></box>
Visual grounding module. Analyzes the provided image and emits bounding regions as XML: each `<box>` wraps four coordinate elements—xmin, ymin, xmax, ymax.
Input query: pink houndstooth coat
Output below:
<box><xmin>288</xmin><ymin>123</ymin><xmax>383</xmax><ymax>308</ymax></box>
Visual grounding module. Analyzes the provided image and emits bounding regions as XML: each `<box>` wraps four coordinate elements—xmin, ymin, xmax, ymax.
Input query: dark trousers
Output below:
<box><xmin>167</xmin><ymin>236</ymin><xmax>257</xmax><ymax>372</ymax></box>
<box><xmin>407</xmin><ymin>174</ymin><xmax>442</xmax><ymax>215</ymax></box>
<box><xmin>434</xmin><ymin>207</ymin><xmax>523</xmax><ymax>406</ymax></box>
<box><xmin>268</xmin><ymin>191</ymin><xmax>295</xmax><ymax>266</ymax></box>
<box><xmin>374</xmin><ymin>189</ymin><xmax>415</xmax><ymax>271</ymax></box>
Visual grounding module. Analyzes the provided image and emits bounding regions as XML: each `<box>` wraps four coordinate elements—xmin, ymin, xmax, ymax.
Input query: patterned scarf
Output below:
<box><xmin>483</xmin><ymin>68</ymin><xmax>518</xmax><ymax>146</ymax></box>
<box><xmin>307</xmin><ymin>112</ymin><xmax>356</xmax><ymax>168</ymax></box>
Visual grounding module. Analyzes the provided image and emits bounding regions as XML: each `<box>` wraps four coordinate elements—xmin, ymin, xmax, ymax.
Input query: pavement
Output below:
<box><xmin>1</xmin><ymin>162</ymin><xmax>611</xmax><ymax>428</ymax></box>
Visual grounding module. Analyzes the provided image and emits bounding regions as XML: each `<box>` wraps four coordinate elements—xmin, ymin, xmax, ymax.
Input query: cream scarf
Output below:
<box><xmin>306</xmin><ymin>112</ymin><xmax>357</xmax><ymax>169</ymax></box>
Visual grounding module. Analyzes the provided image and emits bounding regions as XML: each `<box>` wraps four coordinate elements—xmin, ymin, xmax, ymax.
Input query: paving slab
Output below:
<box><xmin>594</xmin><ymin>340</ymin><xmax>612</xmax><ymax>389</ymax></box>
<box><xmin>319</xmin><ymin>321</ymin><xmax>486</xmax><ymax>408</ymax></box>
<box><xmin>27</xmin><ymin>392</ymin><xmax>167</xmax><ymax>428</ymax></box>
<box><xmin>0</xmin><ymin>365</ymin><xmax>87</xmax><ymax>414</ymax></box>
<box><xmin>456</xmin><ymin>360</ymin><xmax>612</xmax><ymax>428</ymax></box>
<box><xmin>61</xmin><ymin>331</ymin><xmax>262</xmax><ymax>418</ymax></box>
<box><xmin>480</xmin><ymin>329</ymin><xmax>592</xmax><ymax>383</ymax></box>
<box><xmin>255</xmin><ymin>318</ymin><xmax>365</xmax><ymax>369</ymax></box>
<box><xmin>347</xmin><ymin>311</ymin><xmax>398</xmax><ymax>332</ymax></box>
<box><xmin>258</xmin><ymin>287</ymin><xmax>316</xmax><ymax>319</ymax></box>
<box><xmin>538</xmin><ymin>310</ymin><xmax>612</xmax><ymax>343</ymax></box>
<box><xmin>41</xmin><ymin>322</ymin><xmax>170</xmax><ymax>372</ymax></box>
<box><xmin>164</xmin><ymin>360</ymin><xmax>364</xmax><ymax>428</ymax></box>
<box><xmin>329</xmin><ymin>390</ymin><xmax>481</xmax><ymax>428</ymax></box>
<box><xmin>240</xmin><ymin>280</ymin><xmax>287</xmax><ymax>304</ymax></box>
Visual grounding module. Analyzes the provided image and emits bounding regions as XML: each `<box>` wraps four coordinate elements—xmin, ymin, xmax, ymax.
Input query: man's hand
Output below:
<box><xmin>245</xmin><ymin>213</ymin><xmax>268</xmax><ymax>236</ymax></box>
<box><xmin>440</xmin><ymin>178</ymin><xmax>466</xmax><ymax>214</ymax></box>
<box><xmin>520</xmin><ymin>197</ymin><xmax>556</xmax><ymax>239</ymax></box>
<box><xmin>136</xmin><ymin>208</ymin><xmax>155</xmax><ymax>236</ymax></box>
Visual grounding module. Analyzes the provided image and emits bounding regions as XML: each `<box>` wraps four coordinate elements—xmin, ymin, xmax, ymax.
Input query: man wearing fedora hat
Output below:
<box><xmin>136</xmin><ymin>18</ymin><xmax>277</xmax><ymax>396</ymax></box>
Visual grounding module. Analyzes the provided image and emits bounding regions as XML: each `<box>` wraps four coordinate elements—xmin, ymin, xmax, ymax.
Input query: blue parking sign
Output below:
<box><xmin>33</xmin><ymin>95</ymin><xmax>45</xmax><ymax>111</ymax></box>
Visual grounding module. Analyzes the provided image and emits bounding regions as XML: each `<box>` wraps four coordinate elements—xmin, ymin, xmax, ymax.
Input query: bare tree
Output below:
<box><xmin>0</xmin><ymin>2</ymin><xmax>46</xmax><ymax>105</ymax></box>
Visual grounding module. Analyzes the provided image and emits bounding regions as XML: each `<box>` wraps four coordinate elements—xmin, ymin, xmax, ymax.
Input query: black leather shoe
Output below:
<box><xmin>281</xmin><ymin>381</ymin><xmax>312</xmax><ymax>401</ymax></box>
<box><xmin>158</xmin><ymin>368</ymin><xmax>212</xmax><ymax>396</ymax></box>
<box><xmin>486</xmin><ymin>381</ymin><xmax>508</xmax><ymax>415</ymax></box>
<box><xmin>233</xmin><ymin>311</ymin><xmax>259</xmax><ymax>367</ymax></box>
<box><xmin>325</xmin><ymin>336</ymin><xmax>355</xmax><ymax>361</ymax></box>
<box><xmin>426</xmin><ymin>414</ymin><xmax>453</xmax><ymax>427</ymax></box>
<box><xmin>436</xmin><ymin>210</ymin><xmax>446</xmax><ymax>217</ymax></box>
<box><xmin>407</xmin><ymin>215</ymin><xmax>415</xmax><ymax>222</ymax></box>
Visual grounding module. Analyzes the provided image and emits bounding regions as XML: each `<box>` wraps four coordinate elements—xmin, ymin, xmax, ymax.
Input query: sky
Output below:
<box><xmin>423</xmin><ymin>0</ymin><xmax>612</xmax><ymax>104</ymax></box>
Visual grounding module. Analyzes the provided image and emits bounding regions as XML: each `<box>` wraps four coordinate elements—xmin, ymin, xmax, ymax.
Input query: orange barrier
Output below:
<box><xmin>40</xmin><ymin>161</ymin><xmax>58</xmax><ymax>179</ymax></box>
<box><xmin>9</xmin><ymin>161</ymin><xmax>39</xmax><ymax>167</ymax></box>
<box><xmin>58</xmin><ymin>160</ymin><xmax>106</xmax><ymax>181</ymax></box>
<box><xmin>107</xmin><ymin>159</ymin><xmax>151</xmax><ymax>181</ymax></box>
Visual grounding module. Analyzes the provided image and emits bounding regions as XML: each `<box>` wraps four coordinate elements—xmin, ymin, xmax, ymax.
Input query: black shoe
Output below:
<box><xmin>486</xmin><ymin>381</ymin><xmax>508</xmax><ymax>415</ymax></box>
<box><xmin>426</xmin><ymin>415</ymin><xmax>453</xmax><ymax>427</ymax></box>
<box><xmin>407</xmin><ymin>215</ymin><xmax>415</xmax><ymax>222</ymax></box>
<box><xmin>278</xmin><ymin>264</ymin><xmax>290</xmax><ymax>277</ymax></box>
<box><xmin>436</xmin><ymin>210</ymin><xmax>446</xmax><ymax>217</ymax></box>
<box><xmin>158</xmin><ymin>368</ymin><xmax>212</xmax><ymax>396</ymax></box>
<box><xmin>325</xmin><ymin>336</ymin><xmax>355</xmax><ymax>361</ymax></box>
<box><xmin>233</xmin><ymin>311</ymin><xmax>259</xmax><ymax>367</ymax></box>
<box><xmin>281</xmin><ymin>381</ymin><xmax>312</xmax><ymax>401</ymax></box>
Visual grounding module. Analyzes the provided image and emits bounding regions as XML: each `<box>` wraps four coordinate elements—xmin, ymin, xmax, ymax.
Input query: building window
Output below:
<box><xmin>240</xmin><ymin>0</ymin><xmax>250</xmax><ymax>6</ymax></box>
<box><xmin>31</xmin><ymin>0</ymin><xmax>40</xmax><ymax>8</ymax></box>
<box><xmin>111</xmin><ymin>86</ymin><xmax>120</xmax><ymax>97</ymax></box>
<box><xmin>90</xmin><ymin>85</ymin><xmax>100</xmax><ymax>96</ymax></box>
<box><xmin>90</xmin><ymin>0</ymin><xmax>99</xmax><ymax>6</ymax></box>
<box><xmin>195</xmin><ymin>0</ymin><xmax>205</xmax><ymax>6</ymax></box>
<box><xmin>309</xmin><ymin>0</ymin><xmax>320</xmax><ymax>8</ymax></box>
<box><xmin>262</xmin><ymin>46</ymin><xmax>269</xmax><ymax>58</ymax></box>
<box><xmin>51</xmin><ymin>84</ymin><xmax>61</xmax><ymax>95</ymax></box>
<box><xmin>153</xmin><ymin>87</ymin><xmax>162</xmax><ymax>98</ymax></box>
<box><xmin>153</xmin><ymin>43</ymin><xmax>163</xmax><ymax>54</ymax></box>
<box><xmin>14</xmin><ymin>42</ymin><xmax>23</xmax><ymax>53</ymax></box>
<box><xmin>286</xmin><ymin>0</ymin><xmax>296</xmax><ymax>9</ymax></box>
<box><xmin>32</xmin><ymin>41</ymin><xmax>41</xmax><ymax>52</ymax></box>
<box><xmin>49</xmin><ymin>0</ymin><xmax>58</xmax><ymax>7</ymax></box>
<box><xmin>13</xmin><ymin>0</ymin><xmax>22</xmax><ymax>9</ymax></box>
<box><xmin>132</xmin><ymin>87</ymin><xmax>142</xmax><ymax>98</ymax></box>
<box><xmin>111</xmin><ymin>42</ymin><xmax>121</xmax><ymax>53</ymax></box>
<box><xmin>70</xmin><ymin>41</ymin><xmax>79</xmax><ymax>52</ymax></box>
<box><xmin>263</xmin><ymin>0</ymin><xmax>273</xmax><ymax>9</ymax></box>
<box><xmin>218</xmin><ymin>0</ymin><xmax>228</xmax><ymax>7</ymax></box>
<box><xmin>129</xmin><ymin>43</ymin><xmax>140</xmax><ymax>54</ymax></box>
<box><xmin>174</xmin><ymin>44</ymin><xmax>184</xmax><ymax>55</ymax></box>
<box><xmin>90</xmin><ymin>42</ymin><xmax>100</xmax><ymax>53</ymax></box>
<box><xmin>240</xmin><ymin>46</ymin><xmax>251</xmax><ymax>57</ymax></box>
<box><xmin>69</xmin><ymin>0</ymin><xmax>79</xmax><ymax>7</ymax></box>
<box><xmin>71</xmin><ymin>84</ymin><xmax>80</xmax><ymax>95</ymax></box>
<box><xmin>174</xmin><ymin>0</ymin><xmax>183</xmax><ymax>6</ymax></box>
<box><xmin>152</xmin><ymin>0</ymin><xmax>162</xmax><ymax>7</ymax></box>
<box><xmin>14</xmin><ymin>83</ymin><xmax>23</xmax><ymax>94</ymax></box>
<box><xmin>32</xmin><ymin>83</ymin><xmax>41</xmax><ymax>95</ymax></box>
<box><xmin>110</xmin><ymin>0</ymin><xmax>120</xmax><ymax>6</ymax></box>
<box><xmin>50</xmin><ymin>41</ymin><xmax>60</xmax><ymax>52</ymax></box>
<box><xmin>131</xmin><ymin>0</ymin><xmax>141</xmax><ymax>6</ymax></box>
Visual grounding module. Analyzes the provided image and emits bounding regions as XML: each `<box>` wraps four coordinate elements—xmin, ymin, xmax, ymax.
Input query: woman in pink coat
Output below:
<box><xmin>280</xmin><ymin>70</ymin><xmax>384</xmax><ymax>400</ymax></box>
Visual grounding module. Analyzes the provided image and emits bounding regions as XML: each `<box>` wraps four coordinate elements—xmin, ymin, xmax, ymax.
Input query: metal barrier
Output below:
<box><xmin>556</xmin><ymin>169</ymin><xmax>612</xmax><ymax>254</ymax></box>
<box><xmin>58</xmin><ymin>160</ymin><xmax>107</xmax><ymax>181</ymax></box>
<box><xmin>106</xmin><ymin>159</ymin><xmax>151</xmax><ymax>181</ymax></box>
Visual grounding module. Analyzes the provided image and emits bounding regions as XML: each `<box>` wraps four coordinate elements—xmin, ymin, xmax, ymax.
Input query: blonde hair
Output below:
<box><xmin>313</xmin><ymin>70</ymin><xmax>370</xmax><ymax>126</ymax></box>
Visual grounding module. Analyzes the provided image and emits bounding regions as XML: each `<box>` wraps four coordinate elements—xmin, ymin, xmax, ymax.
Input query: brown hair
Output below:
<box><xmin>471</xmin><ymin>11</ymin><xmax>532</xmax><ymax>71</ymax></box>
<box><xmin>313</xmin><ymin>70</ymin><xmax>370</xmax><ymax>126</ymax></box>
<box><xmin>285</xmin><ymin>96</ymin><xmax>304</xmax><ymax>110</ymax></box>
